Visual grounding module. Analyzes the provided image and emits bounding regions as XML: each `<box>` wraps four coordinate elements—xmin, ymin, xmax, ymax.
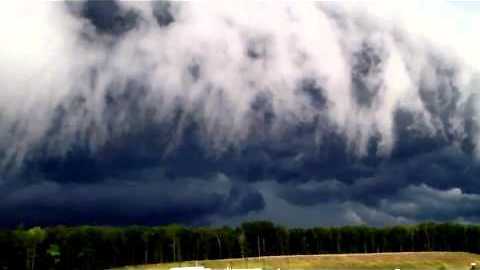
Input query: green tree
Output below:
<box><xmin>47</xmin><ymin>244</ymin><xmax>61</xmax><ymax>269</ymax></box>
<box><xmin>16</xmin><ymin>227</ymin><xmax>46</xmax><ymax>270</ymax></box>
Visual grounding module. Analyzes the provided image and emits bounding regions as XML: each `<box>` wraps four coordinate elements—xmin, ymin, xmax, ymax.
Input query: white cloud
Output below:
<box><xmin>0</xmin><ymin>1</ymin><xmax>479</xmax><ymax>169</ymax></box>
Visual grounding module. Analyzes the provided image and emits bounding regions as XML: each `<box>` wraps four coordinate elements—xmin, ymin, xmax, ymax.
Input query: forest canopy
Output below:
<box><xmin>1</xmin><ymin>222</ymin><xmax>480</xmax><ymax>270</ymax></box>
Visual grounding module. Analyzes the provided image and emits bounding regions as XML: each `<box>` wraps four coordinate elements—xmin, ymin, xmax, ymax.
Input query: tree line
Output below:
<box><xmin>1</xmin><ymin>222</ymin><xmax>480</xmax><ymax>270</ymax></box>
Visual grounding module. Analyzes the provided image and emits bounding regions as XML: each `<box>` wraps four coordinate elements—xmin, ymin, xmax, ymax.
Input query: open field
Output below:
<box><xmin>114</xmin><ymin>252</ymin><xmax>480</xmax><ymax>270</ymax></box>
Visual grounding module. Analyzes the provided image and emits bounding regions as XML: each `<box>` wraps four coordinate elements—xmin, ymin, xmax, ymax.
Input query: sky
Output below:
<box><xmin>0</xmin><ymin>1</ymin><xmax>480</xmax><ymax>227</ymax></box>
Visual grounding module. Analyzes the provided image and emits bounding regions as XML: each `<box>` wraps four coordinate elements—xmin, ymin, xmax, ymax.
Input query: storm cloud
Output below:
<box><xmin>0</xmin><ymin>1</ymin><xmax>479</xmax><ymax>227</ymax></box>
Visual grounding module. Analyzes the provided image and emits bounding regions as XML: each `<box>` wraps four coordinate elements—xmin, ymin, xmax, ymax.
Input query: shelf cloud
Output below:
<box><xmin>0</xmin><ymin>1</ymin><xmax>479</xmax><ymax>226</ymax></box>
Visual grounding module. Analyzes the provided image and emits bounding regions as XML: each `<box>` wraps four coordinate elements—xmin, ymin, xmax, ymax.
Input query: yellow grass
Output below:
<box><xmin>114</xmin><ymin>252</ymin><xmax>480</xmax><ymax>270</ymax></box>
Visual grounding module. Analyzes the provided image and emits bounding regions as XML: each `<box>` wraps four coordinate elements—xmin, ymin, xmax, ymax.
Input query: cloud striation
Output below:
<box><xmin>0</xmin><ymin>1</ymin><xmax>479</xmax><ymax>227</ymax></box>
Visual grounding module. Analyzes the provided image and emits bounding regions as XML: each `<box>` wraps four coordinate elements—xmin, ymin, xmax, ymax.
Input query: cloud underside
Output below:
<box><xmin>0</xmin><ymin>1</ymin><xmax>479</xmax><ymax>226</ymax></box>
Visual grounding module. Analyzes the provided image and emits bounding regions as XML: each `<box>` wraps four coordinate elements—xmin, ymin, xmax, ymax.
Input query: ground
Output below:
<box><xmin>113</xmin><ymin>252</ymin><xmax>480</xmax><ymax>270</ymax></box>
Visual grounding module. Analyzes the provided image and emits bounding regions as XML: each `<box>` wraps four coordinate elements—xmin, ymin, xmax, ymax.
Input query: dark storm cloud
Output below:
<box><xmin>13</xmin><ymin>108</ymin><xmax>480</xmax><ymax>225</ymax></box>
<box><xmin>152</xmin><ymin>2</ymin><xmax>175</xmax><ymax>27</ymax></box>
<box><xmin>76</xmin><ymin>0</ymin><xmax>140</xmax><ymax>36</ymax></box>
<box><xmin>379</xmin><ymin>183</ymin><xmax>480</xmax><ymax>221</ymax></box>
<box><xmin>275</xmin><ymin>145</ymin><xmax>480</xmax><ymax>223</ymax></box>
<box><xmin>0</xmin><ymin>1</ymin><xmax>479</xmax><ymax>227</ymax></box>
<box><xmin>0</xmin><ymin>171</ymin><xmax>264</xmax><ymax>227</ymax></box>
<box><xmin>351</xmin><ymin>42</ymin><xmax>384</xmax><ymax>107</ymax></box>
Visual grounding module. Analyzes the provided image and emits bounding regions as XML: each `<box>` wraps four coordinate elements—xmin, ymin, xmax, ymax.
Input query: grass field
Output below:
<box><xmin>114</xmin><ymin>252</ymin><xmax>480</xmax><ymax>270</ymax></box>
